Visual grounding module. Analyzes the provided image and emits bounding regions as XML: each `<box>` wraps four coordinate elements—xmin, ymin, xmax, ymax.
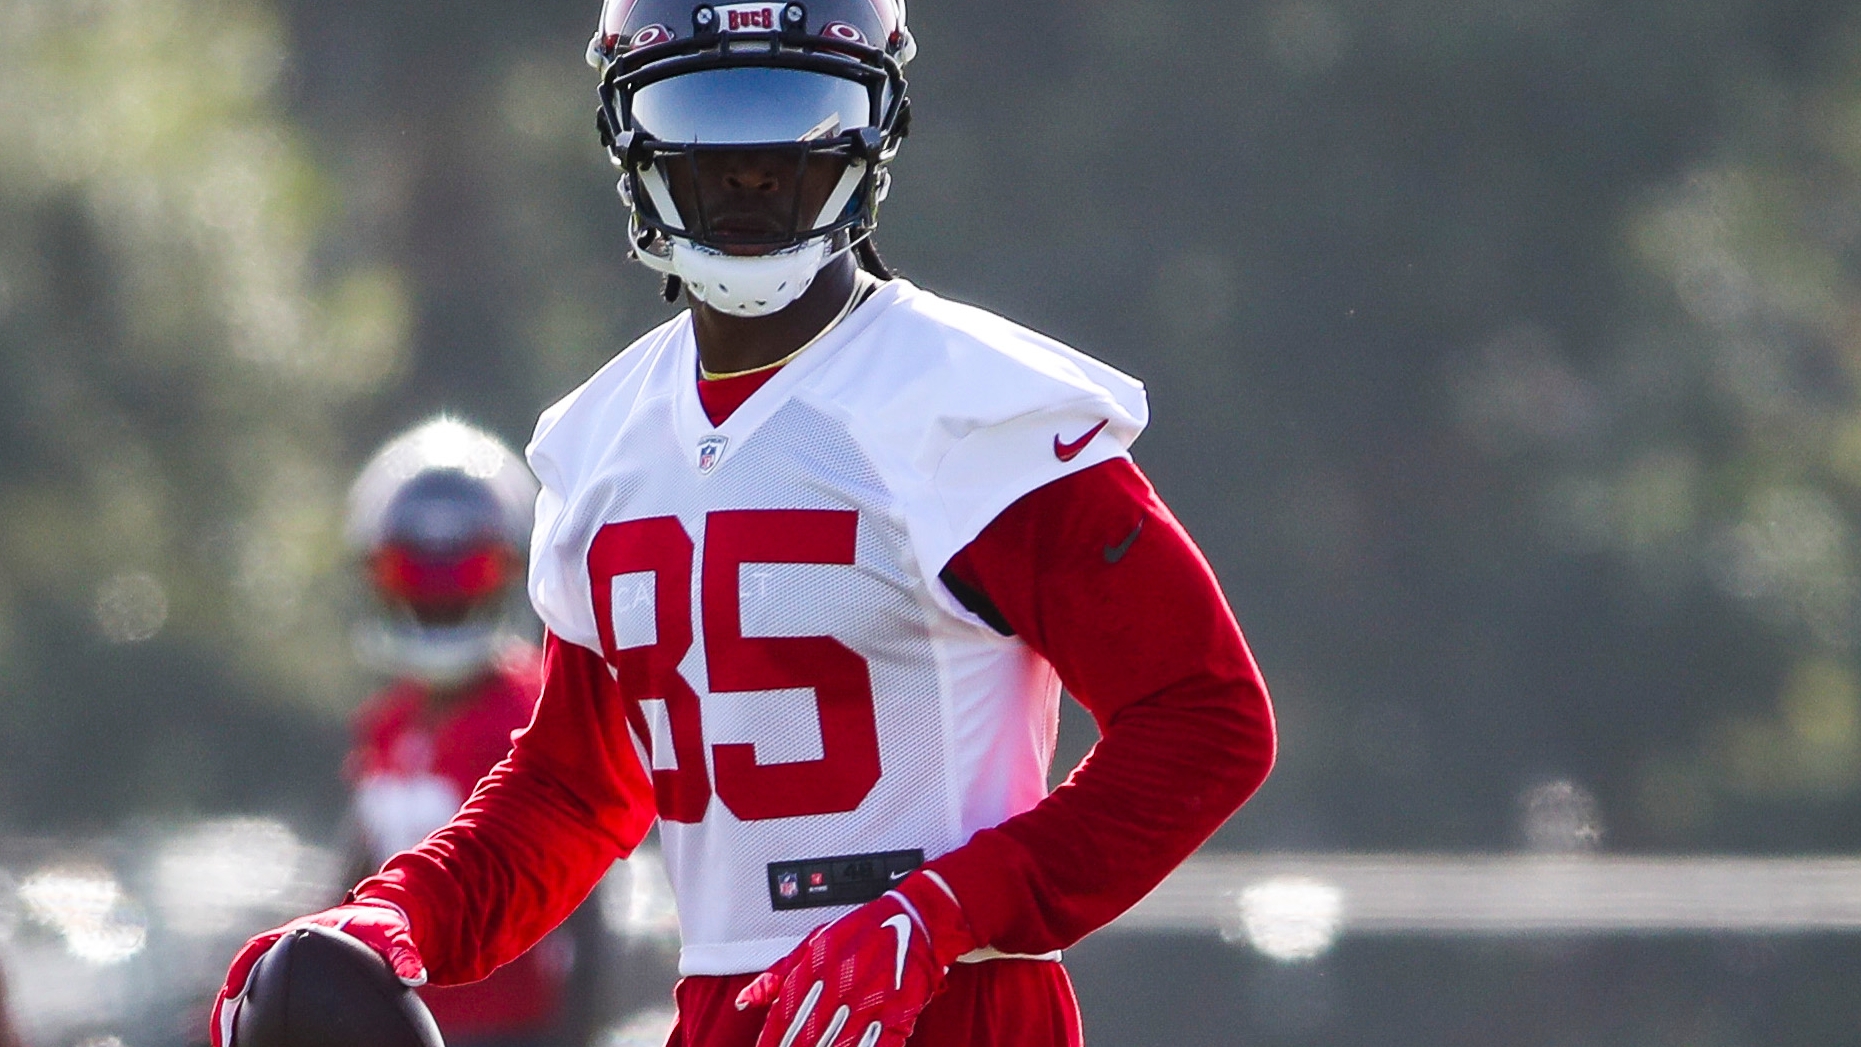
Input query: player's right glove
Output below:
<box><xmin>209</xmin><ymin>900</ymin><xmax>427</xmax><ymax>1047</ymax></box>
<box><xmin>735</xmin><ymin>871</ymin><xmax>979</xmax><ymax>1047</ymax></box>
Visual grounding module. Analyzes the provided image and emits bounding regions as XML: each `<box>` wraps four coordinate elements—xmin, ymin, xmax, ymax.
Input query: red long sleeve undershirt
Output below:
<box><xmin>354</xmin><ymin>636</ymin><xmax>655</xmax><ymax>983</ymax></box>
<box><xmin>354</xmin><ymin>454</ymin><xmax>1275</xmax><ymax>981</ymax></box>
<box><xmin>930</xmin><ymin>458</ymin><xmax>1275</xmax><ymax>953</ymax></box>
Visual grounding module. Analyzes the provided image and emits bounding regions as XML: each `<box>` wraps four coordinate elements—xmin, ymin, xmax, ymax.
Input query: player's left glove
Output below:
<box><xmin>209</xmin><ymin>900</ymin><xmax>427</xmax><ymax>1047</ymax></box>
<box><xmin>735</xmin><ymin>871</ymin><xmax>980</xmax><ymax>1047</ymax></box>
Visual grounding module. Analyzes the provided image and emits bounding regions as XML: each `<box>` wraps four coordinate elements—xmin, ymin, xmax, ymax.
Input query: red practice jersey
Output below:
<box><xmin>348</xmin><ymin>646</ymin><xmax>571</xmax><ymax>1039</ymax></box>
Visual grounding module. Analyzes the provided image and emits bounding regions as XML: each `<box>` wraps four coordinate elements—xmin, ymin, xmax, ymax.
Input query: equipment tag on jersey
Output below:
<box><xmin>767</xmin><ymin>849</ymin><xmax>924</xmax><ymax>910</ymax></box>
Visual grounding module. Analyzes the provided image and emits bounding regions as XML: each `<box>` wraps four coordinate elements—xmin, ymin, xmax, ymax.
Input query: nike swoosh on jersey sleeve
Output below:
<box><xmin>1053</xmin><ymin>419</ymin><xmax>1109</xmax><ymax>462</ymax></box>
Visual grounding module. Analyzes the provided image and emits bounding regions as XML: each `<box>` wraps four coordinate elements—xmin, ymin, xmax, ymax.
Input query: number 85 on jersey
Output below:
<box><xmin>589</xmin><ymin>508</ymin><xmax>884</xmax><ymax>825</ymax></box>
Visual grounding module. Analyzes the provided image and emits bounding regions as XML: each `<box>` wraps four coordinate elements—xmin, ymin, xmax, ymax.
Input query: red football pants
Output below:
<box><xmin>666</xmin><ymin>960</ymin><xmax>1084</xmax><ymax>1046</ymax></box>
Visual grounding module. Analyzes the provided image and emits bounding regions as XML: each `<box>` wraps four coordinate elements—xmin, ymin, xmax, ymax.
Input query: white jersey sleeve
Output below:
<box><xmin>826</xmin><ymin>287</ymin><xmax>1148</xmax><ymax>609</ymax></box>
<box><xmin>527</xmin><ymin>312</ymin><xmax>689</xmax><ymax>652</ymax></box>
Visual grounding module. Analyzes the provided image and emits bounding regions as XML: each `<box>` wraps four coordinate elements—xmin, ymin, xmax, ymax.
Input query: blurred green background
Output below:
<box><xmin>8</xmin><ymin>0</ymin><xmax>1861</xmax><ymax>1042</ymax></box>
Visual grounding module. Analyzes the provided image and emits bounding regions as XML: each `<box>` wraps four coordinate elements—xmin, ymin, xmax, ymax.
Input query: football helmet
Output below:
<box><xmin>345</xmin><ymin>419</ymin><xmax>537</xmax><ymax>687</ymax></box>
<box><xmin>587</xmin><ymin>0</ymin><xmax>914</xmax><ymax>315</ymax></box>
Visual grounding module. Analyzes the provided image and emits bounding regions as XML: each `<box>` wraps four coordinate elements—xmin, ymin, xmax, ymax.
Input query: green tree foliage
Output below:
<box><xmin>0</xmin><ymin>0</ymin><xmax>408</xmax><ymax>823</ymax></box>
<box><xmin>1454</xmin><ymin>16</ymin><xmax>1861</xmax><ymax>838</ymax></box>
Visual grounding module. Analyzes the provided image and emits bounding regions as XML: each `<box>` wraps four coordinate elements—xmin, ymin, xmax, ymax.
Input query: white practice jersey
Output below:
<box><xmin>526</xmin><ymin>279</ymin><xmax>1147</xmax><ymax>975</ymax></box>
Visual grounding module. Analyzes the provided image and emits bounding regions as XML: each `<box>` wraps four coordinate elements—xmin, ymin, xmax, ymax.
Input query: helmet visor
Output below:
<box><xmin>629</xmin><ymin>67</ymin><xmax>876</xmax><ymax>144</ymax></box>
<box><xmin>370</xmin><ymin>543</ymin><xmax>516</xmax><ymax>620</ymax></box>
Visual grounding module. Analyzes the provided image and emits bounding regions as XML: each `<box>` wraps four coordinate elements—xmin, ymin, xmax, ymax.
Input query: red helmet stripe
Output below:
<box><xmin>371</xmin><ymin>546</ymin><xmax>514</xmax><ymax>607</ymax></box>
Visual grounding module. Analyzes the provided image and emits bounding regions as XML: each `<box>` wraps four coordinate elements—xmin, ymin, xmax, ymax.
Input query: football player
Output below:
<box><xmin>212</xmin><ymin>2</ymin><xmax>1276</xmax><ymax>1046</ymax></box>
<box><xmin>340</xmin><ymin>419</ymin><xmax>584</xmax><ymax>1047</ymax></box>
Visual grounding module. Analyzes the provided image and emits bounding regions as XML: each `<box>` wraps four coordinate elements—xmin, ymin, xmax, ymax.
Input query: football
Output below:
<box><xmin>232</xmin><ymin>927</ymin><xmax>445</xmax><ymax>1047</ymax></box>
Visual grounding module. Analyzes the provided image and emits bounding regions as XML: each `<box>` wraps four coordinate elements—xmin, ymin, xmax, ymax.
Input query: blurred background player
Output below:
<box><xmin>342</xmin><ymin>418</ymin><xmax>596</xmax><ymax>1047</ymax></box>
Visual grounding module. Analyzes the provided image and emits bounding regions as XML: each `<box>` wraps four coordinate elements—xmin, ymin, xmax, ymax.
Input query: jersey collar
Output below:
<box><xmin>670</xmin><ymin>279</ymin><xmax>910</xmax><ymax>476</ymax></box>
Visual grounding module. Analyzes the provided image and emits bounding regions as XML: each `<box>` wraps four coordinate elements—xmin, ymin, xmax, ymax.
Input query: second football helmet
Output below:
<box><xmin>345</xmin><ymin>419</ymin><xmax>537</xmax><ymax>687</ymax></box>
<box><xmin>587</xmin><ymin>0</ymin><xmax>914</xmax><ymax>315</ymax></box>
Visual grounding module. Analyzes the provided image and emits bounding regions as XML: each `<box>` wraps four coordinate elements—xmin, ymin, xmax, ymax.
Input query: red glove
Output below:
<box><xmin>209</xmin><ymin>901</ymin><xmax>427</xmax><ymax>1047</ymax></box>
<box><xmin>735</xmin><ymin>872</ymin><xmax>980</xmax><ymax>1047</ymax></box>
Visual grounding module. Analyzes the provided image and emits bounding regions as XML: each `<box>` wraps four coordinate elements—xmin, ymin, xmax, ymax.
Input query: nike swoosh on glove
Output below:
<box><xmin>209</xmin><ymin>900</ymin><xmax>427</xmax><ymax>1047</ymax></box>
<box><xmin>735</xmin><ymin>871</ymin><xmax>980</xmax><ymax>1047</ymax></box>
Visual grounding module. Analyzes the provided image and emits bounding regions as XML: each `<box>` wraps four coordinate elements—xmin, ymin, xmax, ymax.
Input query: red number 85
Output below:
<box><xmin>588</xmin><ymin>509</ymin><xmax>881</xmax><ymax>824</ymax></box>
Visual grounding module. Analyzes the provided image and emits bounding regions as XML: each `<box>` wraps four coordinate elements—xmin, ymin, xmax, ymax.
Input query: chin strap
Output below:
<box><xmin>856</xmin><ymin>237</ymin><xmax>894</xmax><ymax>279</ymax></box>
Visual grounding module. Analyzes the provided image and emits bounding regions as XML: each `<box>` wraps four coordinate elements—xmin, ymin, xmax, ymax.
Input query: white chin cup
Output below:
<box><xmin>629</xmin><ymin>159</ymin><xmax>868</xmax><ymax>317</ymax></box>
<box><xmin>353</xmin><ymin>620</ymin><xmax>505</xmax><ymax>687</ymax></box>
<box><xmin>666</xmin><ymin>237</ymin><xmax>831</xmax><ymax>318</ymax></box>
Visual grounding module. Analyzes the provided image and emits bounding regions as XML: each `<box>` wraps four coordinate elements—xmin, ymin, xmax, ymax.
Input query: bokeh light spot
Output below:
<box><xmin>92</xmin><ymin>571</ymin><xmax>168</xmax><ymax>644</ymax></box>
<box><xmin>600</xmin><ymin>848</ymin><xmax>680</xmax><ymax>943</ymax></box>
<box><xmin>154</xmin><ymin>818</ymin><xmax>304</xmax><ymax>936</ymax></box>
<box><xmin>19</xmin><ymin>866</ymin><xmax>147</xmax><ymax>965</ymax></box>
<box><xmin>1520</xmin><ymin>779</ymin><xmax>1604</xmax><ymax>852</ymax></box>
<box><xmin>1266</xmin><ymin>1</ymin><xmax>1347</xmax><ymax>75</ymax></box>
<box><xmin>598</xmin><ymin>1008</ymin><xmax>678</xmax><ymax>1047</ymax></box>
<box><xmin>1232</xmin><ymin>876</ymin><xmax>1344</xmax><ymax>962</ymax></box>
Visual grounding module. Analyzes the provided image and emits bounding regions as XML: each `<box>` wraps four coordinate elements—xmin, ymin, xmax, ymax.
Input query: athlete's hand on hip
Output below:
<box><xmin>736</xmin><ymin>871</ymin><xmax>979</xmax><ymax>1047</ymax></box>
<box><xmin>209</xmin><ymin>900</ymin><xmax>427</xmax><ymax>1047</ymax></box>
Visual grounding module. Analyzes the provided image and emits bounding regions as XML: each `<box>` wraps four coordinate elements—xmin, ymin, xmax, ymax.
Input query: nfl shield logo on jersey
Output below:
<box><xmin>777</xmin><ymin>871</ymin><xmax>799</xmax><ymax>900</ymax></box>
<box><xmin>696</xmin><ymin>434</ymin><xmax>728</xmax><ymax>474</ymax></box>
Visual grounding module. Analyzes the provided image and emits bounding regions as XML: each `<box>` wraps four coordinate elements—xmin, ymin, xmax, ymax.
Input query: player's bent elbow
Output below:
<box><xmin>1214</xmin><ymin>681</ymin><xmax>1277</xmax><ymax>808</ymax></box>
